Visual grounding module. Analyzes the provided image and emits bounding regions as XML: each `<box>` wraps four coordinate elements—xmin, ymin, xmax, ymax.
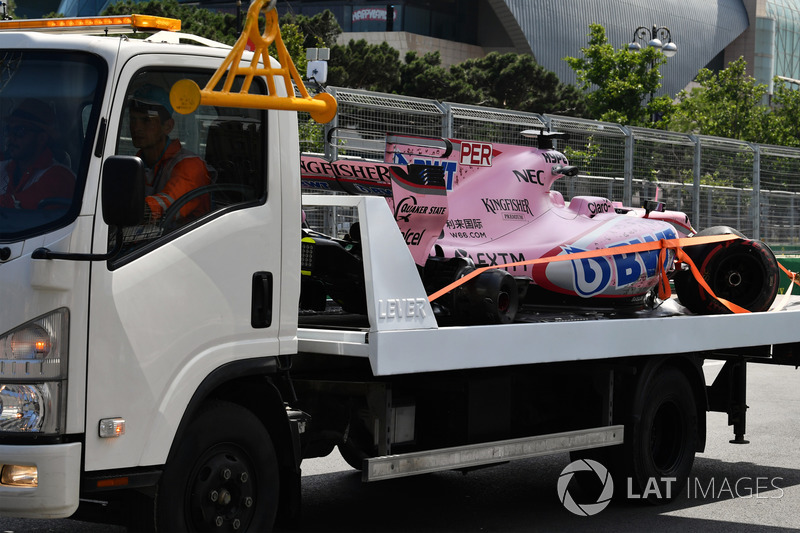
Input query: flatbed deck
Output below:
<box><xmin>298</xmin><ymin>295</ymin><xmax>800</xmax><ymax>375</ymax></box>
<box><xmin>299</xmin><ymin>195</ymin><xmax>800</xmax><ymax>375</ymax></box>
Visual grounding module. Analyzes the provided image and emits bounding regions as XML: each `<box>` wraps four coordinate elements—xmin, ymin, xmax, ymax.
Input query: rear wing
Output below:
<box><xmin>169</xmin><ymin>0</ymin><xmax>336</xmax><ymax>123</ymax></box>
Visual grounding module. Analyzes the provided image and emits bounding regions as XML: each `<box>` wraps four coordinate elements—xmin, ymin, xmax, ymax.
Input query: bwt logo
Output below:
<box><xmin>393</xmin><ymin>152</ymin><xmax>458</xmax><ymax>190</ymax></box>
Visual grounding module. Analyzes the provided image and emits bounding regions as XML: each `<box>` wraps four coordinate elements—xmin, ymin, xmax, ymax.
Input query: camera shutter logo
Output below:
<box><xmin>557</xmin><ymin>459</ymin><xmax>614</xmax><ymax>516</ymax></box>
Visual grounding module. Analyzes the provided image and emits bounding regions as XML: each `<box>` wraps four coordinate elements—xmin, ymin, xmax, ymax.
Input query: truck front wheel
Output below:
<box><xmin>625</xmin><ymin>367</ymin><xmax>698</xmax><ymax>503</ymax></box>
<box><xmin>155</xmin><ymin>401</ymin><xmax>280</xmax><ymax>532</ymax></box>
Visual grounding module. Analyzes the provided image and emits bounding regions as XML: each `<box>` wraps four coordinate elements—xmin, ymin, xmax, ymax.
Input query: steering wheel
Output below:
<box><xmin>159</xmin><ymin>183</ymin><xmax>255</xmax><ymax>231</ymax></box>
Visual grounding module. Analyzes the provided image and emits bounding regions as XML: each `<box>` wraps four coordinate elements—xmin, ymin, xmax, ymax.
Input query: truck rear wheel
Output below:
<box><xmin>155</xmin><ymin>401</ymin><xmax>279</xmax><ymax>532</ymax></box>
<box><xmin>625</xmin><ymin>366</ymin><xmax>697</xmax><ymax>503</ymax></box>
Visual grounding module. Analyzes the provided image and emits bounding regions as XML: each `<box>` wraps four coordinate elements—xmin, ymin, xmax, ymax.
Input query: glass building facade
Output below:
<box><xmin>766</xmin><ymin>0</ymin><xmax>800</xmax><ymax>87</ymax></box>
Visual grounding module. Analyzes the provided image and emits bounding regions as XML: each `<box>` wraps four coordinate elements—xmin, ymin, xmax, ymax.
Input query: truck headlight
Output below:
<box><xmin>0</xmin><ymin>309</ymin><xmax>68</xmax><ymax>434</ymax></box>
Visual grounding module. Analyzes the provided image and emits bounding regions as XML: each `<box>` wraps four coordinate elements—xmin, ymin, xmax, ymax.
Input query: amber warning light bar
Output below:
<box><xmin>0</xmin><ymin>14</ymin><xmax>181</xmax><ymax>34</ymax></box>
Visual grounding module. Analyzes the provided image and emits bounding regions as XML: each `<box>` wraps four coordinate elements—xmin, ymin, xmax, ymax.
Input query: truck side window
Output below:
<box><xmin>111</xmin><ymin>70</ymin><xmax>266</xmax><ymax>258</ymax></box>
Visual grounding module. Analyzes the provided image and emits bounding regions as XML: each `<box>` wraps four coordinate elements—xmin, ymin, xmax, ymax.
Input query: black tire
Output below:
<box><xmin>468</xmin><ymin>269</ymin><xmax>519</xmax><ymax>324</ymax></box>
<box><xmin>337</xmin><ymin>443</ymin><xmax>366</xmax><ymax>471</ymax></box>
<box><xmin>568</xmin><ymin>445</ymin><xmax>625</xmax><ymax>500</ymax></box>
<box><xmin>624</xmin><ymin>367</ymin><xmax>697</xmax><ymax>503</ymax></box>
<box><xmin>677</xmin><ymin>239</ymin><xmax>779</xmax><ymax>314</ymax></box>
<box><xmin>154</xmin><ymin>401</ymin><xmax>279</xmax><ymax>532</ymax></box>
<box><xmin>673</xmin><ymin>269</ymin><xmax>703</xmax><ymax>313</ymax></box>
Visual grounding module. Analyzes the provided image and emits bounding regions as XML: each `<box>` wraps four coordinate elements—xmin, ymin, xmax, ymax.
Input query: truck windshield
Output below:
<box><xmin>0</xmin><ymin>50</ymin><xmax>105</xmax><ymax>242</ymax></box>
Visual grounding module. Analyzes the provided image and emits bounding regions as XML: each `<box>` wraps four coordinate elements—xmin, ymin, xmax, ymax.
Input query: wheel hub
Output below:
<box><xmin>189</xmin><ymin>447</ymin><xmax>255</xmax><ymax>532</ymax></box>
<box><xmin>726</xmin><ymin>270</ymin><xmax>743</xmax><ymax>287</ymax></box>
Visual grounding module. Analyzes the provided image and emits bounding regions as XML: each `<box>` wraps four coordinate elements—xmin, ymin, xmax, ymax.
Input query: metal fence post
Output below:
<box><xmin>623</xmin><ymin>126</ymin><xmax>633</xmax><ymax>207</ymax></box>
<box><xmin>691</xmin><ymin>135</ymin><xmax>701</xmax><ymax>230</ymax></box>
<box><xmin>324</xmin><ymin>87</ymin><xmax>339</xmax><ymax>160</ymax></box>
<box><xmin>752</xmin><ymin>143</ymin><xmax>761</xmax><ymax>240</ymax></box>
<box><xmin>443</xmin><ymin>103</ymin><xmax>453</xmax><ymax>139</ymax></box>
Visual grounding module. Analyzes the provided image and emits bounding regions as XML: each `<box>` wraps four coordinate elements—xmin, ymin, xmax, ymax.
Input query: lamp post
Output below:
<box><xmin>628</xmin><ymin>25</ymin><xmax>677</xmax><ymax>123</ymax></box>
<box><xmin>628</xmin><ymin>25</ymin><xmax>677</xmax><ymax>57</ymax></box>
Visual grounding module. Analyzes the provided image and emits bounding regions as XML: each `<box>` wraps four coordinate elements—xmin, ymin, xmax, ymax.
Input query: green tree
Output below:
<box><xmin>399</xmin><ymin>51</ymin><xmax>469</xmax><ymax>101</ymax></box>
<box><xmin>565</xmin><ymin>23</ymin><xmax>671</xmax><ymax>126</ymax></box>
<box><xmin>667</xmin><ymin>57</ymin><xmax>769</xmax><ymax>142</ymax></box>
<box><xmin>103</xmin><ymin>0</ymin><xmax>317</xmax><ymax>71</ymax></box>
<box><xmin>397</xmin><ymin>50</ymin><xmax>586</xmax><ymax>116</ymax></box>
<box><xmin>279</xmin><ymin>23</ymin><xmax>315</xmax><ymax>76</ymax></box>
<box><xmin>447</xmin><ymin>52</ymin><xmax>586</xmax><ymax>115</ymax></box>
<box><xmin>765</xmin><ymin>79</ymin><xmax>800</xmax><ymax>148</ymax></box>
<box><xmin>279</xmin><ymin>10</ymin><xmax>341</xmax><ymax>49</ymax></box>
<box><xmin>103</xmin><ymin>0</ymin><xmax>238</xmax><ymax>45</ymax></box>
<box><xmin>327</xmin><ymin>39</ymin><xmax>401</xmax><ymax>92</ymax></box>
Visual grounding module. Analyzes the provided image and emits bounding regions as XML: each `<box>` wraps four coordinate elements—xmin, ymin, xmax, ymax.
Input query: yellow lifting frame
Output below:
<box><xmin>170</xmin><ymin>0</ymin><xmax>337</xmax><ymax>123</ymax></box>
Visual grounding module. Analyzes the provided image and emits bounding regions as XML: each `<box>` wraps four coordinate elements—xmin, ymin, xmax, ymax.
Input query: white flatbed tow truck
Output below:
<box><xmin>0</xmin><ymin>2</ymin><xmax>798</xmax><ymax>532</ymax></box>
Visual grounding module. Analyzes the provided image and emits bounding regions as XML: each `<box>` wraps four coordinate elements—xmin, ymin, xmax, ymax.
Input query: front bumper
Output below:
<box><xmin>0</xmin><ymin>442</ymin><xmax>81</xmax><ymax>518</ymax></box>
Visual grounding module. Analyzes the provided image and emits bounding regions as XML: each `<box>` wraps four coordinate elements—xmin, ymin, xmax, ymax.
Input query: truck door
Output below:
<box><xmin>84</xmin><ymin>61</ymin><xmax>286</xmax><ymax>471</ymax></box>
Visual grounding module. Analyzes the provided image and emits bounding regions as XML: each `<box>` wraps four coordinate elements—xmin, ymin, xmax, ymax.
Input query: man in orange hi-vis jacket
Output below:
<box><xmin>0</xmin><ymin>98</ymin><xmax>75</xmax><ymax>209</ymax></box>
<box><xmin>128</xmin><ymin>84</ymin><xmax>211</xmax><ymax>225</ymax></box>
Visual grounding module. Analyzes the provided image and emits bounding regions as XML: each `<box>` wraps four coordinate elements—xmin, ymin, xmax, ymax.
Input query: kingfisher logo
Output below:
<box><xmin>481</xmin><ymin>198</ymin><xmax>533</xmax><ymax>216</ymax></box>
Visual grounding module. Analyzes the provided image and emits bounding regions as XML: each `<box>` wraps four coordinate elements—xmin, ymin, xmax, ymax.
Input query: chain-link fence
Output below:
<box><xmin>302</xmin><ymin>87</ymin><xmax>800</xmax><ymax>252</ymax></box>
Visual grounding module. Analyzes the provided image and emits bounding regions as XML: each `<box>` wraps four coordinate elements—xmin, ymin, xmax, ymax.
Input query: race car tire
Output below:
<box><xmin>676</xmin><ymin>238</ymin><xmax>779</xmax><ymax>314</ymax></box>
<box><xmin>471</xmin><ymin>269</ymin><xmax>519</xmax><ymax>324</ymax></box>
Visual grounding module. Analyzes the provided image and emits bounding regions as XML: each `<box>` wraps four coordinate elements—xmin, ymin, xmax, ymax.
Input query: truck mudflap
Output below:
<box><xmin>0</xmin><ymin>442</ymin><xmax>81</xmax><ymax>518</ymax></box>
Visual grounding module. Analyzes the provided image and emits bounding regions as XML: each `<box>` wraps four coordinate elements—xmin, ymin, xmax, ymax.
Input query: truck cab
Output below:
<box><xmin>0</xmin><ymin>14</ymin><xmax>303</xmax><ymax>526</ymax></box>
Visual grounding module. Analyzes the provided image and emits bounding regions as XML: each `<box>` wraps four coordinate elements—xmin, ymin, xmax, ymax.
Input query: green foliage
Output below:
<box><xmin>564</xmin><ymin>23</ymin><xmax>671</xmax><ymax>126</ymax></box>
<box><xmin>398</xmin><ymin>51</ymin><xmax>456</xmax><ymax>101</ymax></box>
<box><xmin>298</xmin><ymin>112</ymin><xmax>325</xmax><ymax>153</ymax></box>
<box><xmin>103</xmin><ymin>0</ymin><xmax>238</xmax><ymax>45</ymax></box>
<box><xmin>563</xmin><ymin>140</ymin><xmax>601</xmax><ymax>173</ymax></box>
<box><xmin>328</xmin><ymin>44</ymin><xmax>586</xmax><ymax>116</ymax></box>
<box><xmin>278</xmin><ymin>23</ymin><xmax>313</xmax><ymax>75</ymax></box>
<box><xmin>279</xmin><ymin>10</ymin><xmax>341</xmax><ymax>49</ymax></box>
<box><xmin>327</xmin><ymin>39</ymin><xmax>401</xmax><ymax>93</ymax></box>
<box><xmin>446</xmin><ymin>52</ymin><xmax>587</xmax><ymax>116</ymax></box>
<box><xmin>765</xmin><ymin>80</ymin><xmax>800</xmax><ymax>148</ymax></box>
<box><xmin>667</xmin><ymin>58</ymin><xmax>769</xmax><ymax>142</ymax></box>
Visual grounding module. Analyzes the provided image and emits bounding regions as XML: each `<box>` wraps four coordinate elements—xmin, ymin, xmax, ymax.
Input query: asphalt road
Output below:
<box><xmin>3</xmin><ymin>361</ymin><xmax>800</xmax><ymax>532</ymax></box>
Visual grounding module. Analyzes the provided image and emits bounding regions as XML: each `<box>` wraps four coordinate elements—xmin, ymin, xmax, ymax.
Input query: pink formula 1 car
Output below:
<box><xmin>300</xmin><ymin>131</ymin><xmax>780</xmax><ymax>324</ymax></box>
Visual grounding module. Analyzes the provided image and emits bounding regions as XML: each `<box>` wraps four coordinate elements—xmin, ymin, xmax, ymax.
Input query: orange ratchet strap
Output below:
<box><xmin>427</xmin><ymin>234</ymin><xmax>765</xmax><ymax>314</ymax></box>
<box><xmin>779</xmin><ymin>262</ymin><xmax>800</xmax><ymax>290</ymax></box>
